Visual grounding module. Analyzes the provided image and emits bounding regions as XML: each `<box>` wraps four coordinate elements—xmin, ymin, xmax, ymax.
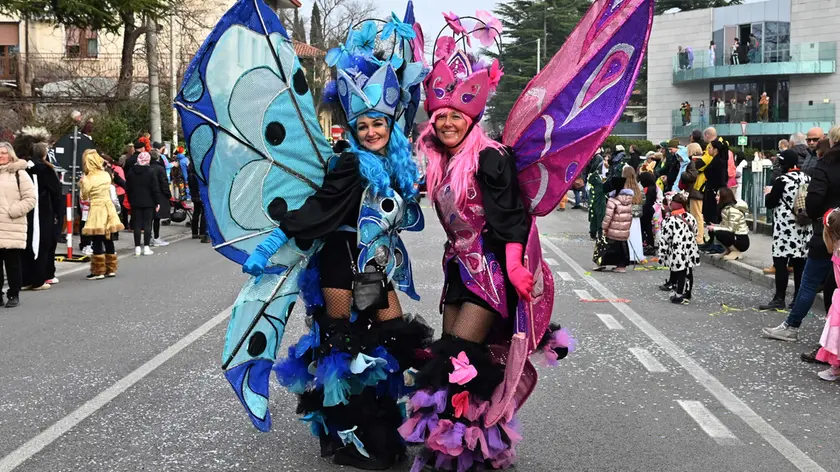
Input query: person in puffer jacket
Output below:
<box><xmin>596</xmin><ymin>176</ymin><xmax>633</xmax><ymax>272</ymax></box>
<box><xmin>706</xmin><ymin>186</ymin><xmax>750</xmax><ymax>260</ymax></box>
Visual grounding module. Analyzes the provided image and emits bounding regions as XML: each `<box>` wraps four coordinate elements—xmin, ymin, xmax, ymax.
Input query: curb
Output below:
<box><xmin>700</xmin><ymin>252</ymin><xmax>824</xmax><ymax>301</ymax></box>
<box><xmin>700</xmin><ymin>253</ymin><xmax>775</xmax><ymax>289</ymax></box>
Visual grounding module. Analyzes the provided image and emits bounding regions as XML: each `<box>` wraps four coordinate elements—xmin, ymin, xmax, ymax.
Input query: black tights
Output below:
<box><xmin>153</xmin><ymin>217</ymin><xmax>161</xmax><ymax>239</ymax></box>
<box><xmin>773</xmin><ymin>256</ymin><xmax>805</xmax><ymax>301</ymax></box>
<box><xmin>669</xmin><ymin>268</ymin><xmax>694</xmax><ymax>298</ymax></box>
<box><xmin>442</xmin><ymin>302</ymin><xmax>496</xmax><ymax>343</ymax></box>
<box><xmin>91</xmin><ymin>235</ymin><xmax>115</xmax><ymax>255</ymax></box>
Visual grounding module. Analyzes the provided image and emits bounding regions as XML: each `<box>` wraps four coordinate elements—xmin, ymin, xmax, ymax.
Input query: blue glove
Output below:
<box><xmin>242</xmin><ymin>228</ymin><xmax>289</xmax><ymax>281</ymax></box>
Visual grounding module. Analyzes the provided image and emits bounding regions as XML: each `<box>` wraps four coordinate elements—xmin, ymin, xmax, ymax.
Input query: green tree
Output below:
<box><xmin>310</xmin><ymin>3</ymin><xmax>324</xmax><ymax>50</ymax></box>
<box><xmin>293</xmin><ymin>8</ymin><xmax>307</xmax><ymax>42</ymax></box>
<box><xmin>487</xmin><ymin>0</ymin><xmax>590</xmax><ymax>132</ymax></box>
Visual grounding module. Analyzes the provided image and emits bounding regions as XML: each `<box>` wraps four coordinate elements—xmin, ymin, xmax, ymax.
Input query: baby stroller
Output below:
<box><xmin>165</xmin><ymin>198</ymin><xmax>193</xmax><ymax>227</ymax></box>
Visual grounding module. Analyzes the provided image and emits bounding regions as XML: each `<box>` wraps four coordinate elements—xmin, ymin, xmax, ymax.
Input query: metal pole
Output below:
<box><xmin>68</xmin><ymin>125</ymin><xmax>79</xmax><ymax>258</ymax></box>
<box><xmin>537</xmin><ymin>38</ymin><xmax>541</xmax><ymax>72</ymax></box>
<box><xmin>170</xmin><ymin>10</ymin><xmax>178</xmax><ymax>148</ymax></box>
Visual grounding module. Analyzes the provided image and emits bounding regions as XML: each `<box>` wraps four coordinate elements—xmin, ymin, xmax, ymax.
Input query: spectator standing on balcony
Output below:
<box><xmin>759</xmin><ymin>93</ymin><xmax>770</xmax><ymax>122</ymax></box>
<box><xmin>731</xmin><ymin>38</ymin><xmax>740</xmax><ymax>65</ymax></box>
<box><xmin>759</xmin><ymin>149</ymin><xmax>810</xmax><ymax>311</ymax></box>
<box><xmin>678</xmin><ymin>46</ymin><xmax>688</xmax><ymax>70</ymax></box>
<box><xmin>717</xmin><ymin>98</ymin><xmax>725</xmax><ymax>124</ymax></box>
<box><xmin>725</xmin><ymin>99</ymin><xmax>734</xmax><ymax>124</ymax></box>
<box><xmin>745</xmin><ymin>95</ymin><xmax>754</xmax><ymax>122</ymax></box>
<box><xmin>735</xmin><ymin>99</ymin><xmax>746</xmax><ymax>123</ymax></box>
<box><xmin>748</xmin><ymin>33</ymin><xmax>760</xmax><ymax>63</ymax></box>
<box><xmin>763</xmin><ymin>125</ymin><xmax>840</xmax><ymax>344</ymax></box>
<box><xmin>683</xmin><ymin>102</ymin><xmax>692</xmax><ymax>126</ymax></box>
<box><xmin>710</xmin><ymin>98</ymin><xmax>717</xmax><ymax>124</ymax></box>
<box><xmin>709</xmin><ymin>40</ymin><xmax>716</xmax><ymax>66</ymax></box>
<box><xmin>699</xmin><ymin>101</ymin><xmax>707</xmax><ymax>129</ymax></box>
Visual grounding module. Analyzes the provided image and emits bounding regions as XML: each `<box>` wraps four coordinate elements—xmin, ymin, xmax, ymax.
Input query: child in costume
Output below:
<box><xmin>815</xmin><ymin>208</ymin><xmax>840</xmax><ymax>381</ymax></box>
<box><xmin>658</xmin><ymin>192</ymin><xmax>700</xmax><ymax>304</ymax></box>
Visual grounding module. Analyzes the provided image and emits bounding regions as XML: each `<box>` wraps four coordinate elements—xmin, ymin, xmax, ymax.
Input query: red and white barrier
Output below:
<box><xmin>66</xmin><ymin>193</ymin><xmax>73</xmax><ymax>259</ymax></box>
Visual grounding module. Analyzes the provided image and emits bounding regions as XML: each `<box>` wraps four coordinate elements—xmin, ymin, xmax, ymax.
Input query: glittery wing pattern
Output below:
<box><xmin>503</xmin><ymin>0</ymin><xmax>654</xmax><ymax>217</ymax></box>
<box><xmin>175</xmin><ymin>0</ymin><xmax>333</xmax><ymax>432</ymax></box>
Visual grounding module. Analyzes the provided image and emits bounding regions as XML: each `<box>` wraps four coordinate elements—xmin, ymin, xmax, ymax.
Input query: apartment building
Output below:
<box><xmin>647</xmin><ymin>0</ymin><xmax>838</xmax><ymax>148</ymax></box>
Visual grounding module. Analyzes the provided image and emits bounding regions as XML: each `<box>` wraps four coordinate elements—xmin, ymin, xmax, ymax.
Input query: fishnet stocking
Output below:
<box><xmin>443</xmin><ymin>304</ymin><xmax>460</xmax><ymax>335</ymax></box>
<box><xmin>443</xmin><ymin>302</ymin><xmax>495</xmax><ymax>343</ymax></box>
<box><xmin>323</xmin><ymin>288</ymin><xmax>352</xmax><ymax>320</ymax></box>
<box><xmin>321</xmin><ymin>288</ymin><xmax>403</xmax><ymax>322</ymax></box>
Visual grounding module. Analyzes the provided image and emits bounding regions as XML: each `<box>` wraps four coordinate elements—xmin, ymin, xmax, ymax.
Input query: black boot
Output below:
<box><xmin>5</xmin><ymin>296</ymin><xmax>19</xmax><ymax>308</ymax></box>
<box><xmin>759</xmin><ymin>297</ymin><xmax>785</xmax><ymax>310</ymax></box>
<box><xmin>333</xmin><ymin>445</ymin><xmax>391</xmax><ymax>470</ymax></box>
<box><xmin>659</xmin><ymin>281</ymin><xmax>674</xmax><ymax>292</ymax></box>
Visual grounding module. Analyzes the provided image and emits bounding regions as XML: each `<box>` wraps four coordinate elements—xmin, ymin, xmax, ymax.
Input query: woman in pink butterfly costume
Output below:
<box><xmin>398</xmin><ymin>11</ymin><xmax>573</xmax><ymax>472</ymax></box>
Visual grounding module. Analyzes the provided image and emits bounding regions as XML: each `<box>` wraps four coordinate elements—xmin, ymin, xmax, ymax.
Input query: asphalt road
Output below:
<box><xmin>1</xmin><ymin>207</ymin><xmax>838</xmax><ymax>472</ymax></box>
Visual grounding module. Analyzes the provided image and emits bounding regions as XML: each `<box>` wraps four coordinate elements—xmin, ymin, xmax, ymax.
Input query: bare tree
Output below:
<box><xmin>313</xmin><ymin>0</ymin><xmax>378</xmax><ymax>48</ymax></box>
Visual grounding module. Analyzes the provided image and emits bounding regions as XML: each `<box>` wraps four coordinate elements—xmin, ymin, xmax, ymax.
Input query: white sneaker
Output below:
<box><xmin>82</xmin><ymin>246</ymin><xmax>93</xmax><ymax>255</ymax></box>
<box><xmin>135</xmin><ymin>246</ymin><xmax>142</xmax><ymax>256</ymax></box>
<box><xmin>143</xmin><ymin>246</ymin><xmax>154</xmax><ymax>256</ymax></box>
<box><xmin>46</xmin><ymin>277</ymin><xmax>59</xmax><ymax>284</ymax></box>
<box><xmin>817</xmin><ymin>367</ymin><xmax>840</xmax><ymax>381</ymax></box>
<box><xmin>762</xmin><ymin>322</ymin><xmax>799</xmax><ymax>342</ymax></box>
<box><xmin>156</xmin><ymin>238</ymin><xmax>170</xmax><ymax>247</ymax></box>
<box><xmin>31</xmin><ymin>284</ymin><xmax>51</xmax><ymax>291</ymax></box>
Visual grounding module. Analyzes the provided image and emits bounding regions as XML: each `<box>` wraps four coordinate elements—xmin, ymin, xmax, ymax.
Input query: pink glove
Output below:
<box><xmin>505</xmin><ymin>243</ymin><xmax>533</xmax><ymax>302</ymax></box>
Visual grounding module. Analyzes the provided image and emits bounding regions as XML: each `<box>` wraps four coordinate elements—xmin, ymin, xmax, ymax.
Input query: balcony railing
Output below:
<box><xmin>671</xmin><ymin>103</ymin><xmax>835</xmax><ymax>137</ymax></box>
<box><xmin>672</xmin><ymin>41</ymin><xmax>837</xmax><ymax>83</ymax></box>
<box><xmin>612</xmin><ymin>121</ymin><xmax>647</xmax><ymax>137</ymax></box>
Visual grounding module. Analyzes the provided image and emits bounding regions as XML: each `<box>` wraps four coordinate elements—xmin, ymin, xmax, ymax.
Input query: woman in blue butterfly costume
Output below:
<box><xmin>241</xmin><ymin>13</ymin><xmax>432</xmax><ymax>471</ymax></box>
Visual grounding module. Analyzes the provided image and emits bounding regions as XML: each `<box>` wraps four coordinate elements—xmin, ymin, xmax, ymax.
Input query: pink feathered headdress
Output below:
<box><xmin>424</xmin><ymin>11</ymin><xmax>504</xmax><ymax>120</ymax></box>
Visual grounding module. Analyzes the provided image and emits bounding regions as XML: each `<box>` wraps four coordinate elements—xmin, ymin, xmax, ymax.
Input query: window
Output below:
<box><xmin>65</xmin><ymin>27</ymin><xmax>98</xmax><ymax>58</ymax></box>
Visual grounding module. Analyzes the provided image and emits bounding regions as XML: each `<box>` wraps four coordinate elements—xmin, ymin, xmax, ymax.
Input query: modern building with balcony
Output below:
<box><xmin>647</xmin><ymin>0</ymin><xmax>839</xmax><ymax>148</ymax></box>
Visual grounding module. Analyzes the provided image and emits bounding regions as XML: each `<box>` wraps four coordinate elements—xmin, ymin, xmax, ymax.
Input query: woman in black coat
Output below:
<box><xmin>149</xmin><ymin>150</ymin><xmax>171</xmax><ymax>245</ymax></box>
<box><xmin>126</xmin><ymin>152</ymin><xmax>162</xmax><ymax>254</ymax></box>
<box><xmin>22</xmin><ymin>143</ymin><xmax>63</xmax><ymax>289</ymax></box>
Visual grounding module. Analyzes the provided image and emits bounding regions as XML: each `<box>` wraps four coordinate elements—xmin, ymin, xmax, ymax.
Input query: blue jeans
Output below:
<box><xmin>786</xmin><ymin>257</ymin><xmax>832</xmax><ymax>328</ymax></box>
<box><xmin>573</xmin><ymin>189</ymin><xmax>587</xmax><ymax>206</ymax></box>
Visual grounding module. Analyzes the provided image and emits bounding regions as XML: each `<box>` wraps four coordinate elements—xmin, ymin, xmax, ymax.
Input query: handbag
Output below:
<box><xmin>572</xmin><ymin>177</ymin><xmax>585</xmax><ymax>190</ymax></box>
<box><xmin>347</xmin><ymin>241</ymin><xmax>389</xmax><ymax>312</ymax></box>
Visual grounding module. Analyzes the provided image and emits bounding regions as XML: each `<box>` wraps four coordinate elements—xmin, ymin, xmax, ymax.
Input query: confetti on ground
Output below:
<box><xmin>580</xmin><ymin>298</ymin><xmax>631</xmax><ymax>303</ymax></box>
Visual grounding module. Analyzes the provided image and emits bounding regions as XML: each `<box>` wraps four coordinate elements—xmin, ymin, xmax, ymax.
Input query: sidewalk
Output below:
<box><xmin>700</xmin><ymin>230</ymin><xmax>802</xmax><ymax>294</ymax></box>
<box><xmin>54</xmin><ymin>221</ymin><xmax>193</xmax><ymax>274</ymax></box>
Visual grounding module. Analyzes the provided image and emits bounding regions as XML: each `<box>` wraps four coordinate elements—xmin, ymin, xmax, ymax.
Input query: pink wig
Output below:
<box><xmin>418</xmin><ymin>108</ymin><xmax>505</xmax><ymax>207</ymax></box>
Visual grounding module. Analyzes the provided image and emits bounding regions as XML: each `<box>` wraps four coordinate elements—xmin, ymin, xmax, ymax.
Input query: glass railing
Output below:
<box><xmin>672</xmin><ymin>42</ymin><xmax>837</xmax><ymax>82</ymax></box>
<box><xmin>671</xmin><ymin>103</ymin><xmax>835</xmax><ymax>137</ymax></box>
<box><xmin>612</xmin><ymin>121</ymin><xmax>647</xmax><ymax>137</ymax></box>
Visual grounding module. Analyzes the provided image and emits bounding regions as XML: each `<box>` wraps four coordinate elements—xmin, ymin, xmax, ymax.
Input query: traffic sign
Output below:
<box><xmin>737</xmin><ymin>136</ymin><xmax>748</xmax><ymax>146</ymax></box>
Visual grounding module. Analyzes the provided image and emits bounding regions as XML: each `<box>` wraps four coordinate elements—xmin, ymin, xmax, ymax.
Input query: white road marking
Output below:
<box><xmin>544</xmin><ymin>257</ymin><xmax>558</xmax><ymax>266</ymax></box>
<box><xmin>573</xmin><ymin>289</ymin><xmax>593</xmax><ymax>300</ymax></box>
<box><xmin>596</xmin><ymin>314</ymin><xmax>624</xmax><ymax>330</ymax></box>
<box><xmin>629</xmin><ymin>347</ymin><xmax>668</xmax><ymax>372</ymax></box>
<box><xmin>677</xmin><ymin>400</ymin><xmax>741</xmax><ymax>446</ymax></box>
<box><xmin>0</xmin><ymin>306</ymin><xmax>233</xmax><ymax>472</ymax></box>
<box><xmin>54</xmin><ymin>233</ymin><xmax>193</xmax><ymax>279</ymax></box>
<box><xmin>542</xmin><ymin>238</ymin><xmax>827</xmax><ymax>472</ymax></box>
<box><xmin>556</xmin><ymin>271</ymin><xmax>574</xmax><ymax>282</ymax></box>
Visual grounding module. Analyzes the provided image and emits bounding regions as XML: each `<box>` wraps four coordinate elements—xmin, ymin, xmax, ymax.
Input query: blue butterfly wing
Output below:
<box><xmin>175</xmin><ymin>0</ymin><xmax>332</xmax><ymax>432</ymax></box>
<box><xmin>176</xmin><ymin>0</ymin><xmax>332</xmax><ymax>273</ymax></box>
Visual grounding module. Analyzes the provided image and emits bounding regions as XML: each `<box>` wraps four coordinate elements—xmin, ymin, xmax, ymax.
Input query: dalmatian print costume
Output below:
<box><xmin>659</xmin><ymin>212</ymin><xmax>700</xmax><ymax>272</ymax></box>
<box><xmin>771</xmin><ymin>171</ymin><xmax>812</xmax><ymax>259</ymax></box>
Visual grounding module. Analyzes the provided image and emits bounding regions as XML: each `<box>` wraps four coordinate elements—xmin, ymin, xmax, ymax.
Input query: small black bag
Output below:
<box><xmin>347</xmin><ymin>242</ymin><xmax>389</xmax><ymax>312</ymax></box>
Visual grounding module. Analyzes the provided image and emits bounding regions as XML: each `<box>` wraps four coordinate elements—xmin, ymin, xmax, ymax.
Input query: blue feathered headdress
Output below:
<box><xmin>324</xmin><ymin>8</ymin><xmax>428</xmax><ymax>128</ymax></box>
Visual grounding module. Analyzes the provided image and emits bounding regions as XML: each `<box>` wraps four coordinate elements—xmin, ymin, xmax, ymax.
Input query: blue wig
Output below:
<box><xmin>346</xmin><ymin>112</ymin><xmax>418</xmax><ymax>200</ymax></box>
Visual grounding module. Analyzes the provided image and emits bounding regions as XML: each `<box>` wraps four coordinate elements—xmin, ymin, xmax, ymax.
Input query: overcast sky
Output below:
<box><xmin>374</xmin><ymin>0</ymin><xmax>501</xmax><ymax>41</ymax></box>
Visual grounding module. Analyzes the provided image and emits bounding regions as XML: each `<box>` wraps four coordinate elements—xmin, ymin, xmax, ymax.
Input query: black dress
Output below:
<box><xmin>271</xmin><ymin>152</ymin><xmax>391</xmax><ymax>291</ymax></box>
<box><xmin>441</xmin><ymin>148</ymin><xmax>530</xmax><ymax>316</ymax></box>
<box><xmin>23</xmin><ymin>162</ymin><xmax>63</xmax><ymax>286</ymax></box>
